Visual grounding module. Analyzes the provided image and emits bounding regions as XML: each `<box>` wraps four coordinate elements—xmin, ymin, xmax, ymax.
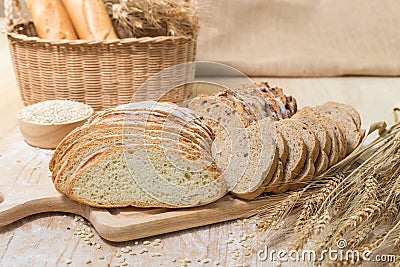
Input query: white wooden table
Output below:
<box><xmin>1</xmin><ymin>23</ymin><xmax>400</xmax><ymax>267</ymax></box>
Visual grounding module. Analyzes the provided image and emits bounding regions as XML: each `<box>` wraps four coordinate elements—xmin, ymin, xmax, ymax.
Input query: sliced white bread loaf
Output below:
<box><xmin>66</xmin><ymin>145</ymin><xmax>226</xmax><ymax>208</ymax></box>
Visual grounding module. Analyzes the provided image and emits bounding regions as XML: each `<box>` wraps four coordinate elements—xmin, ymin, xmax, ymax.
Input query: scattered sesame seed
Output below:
<box><xmin>85</xmin><ymin>259</ymin><xmax>92</xmax><ymax>264</ymax></box>
<box><xmin>244</xmin><ymin>252</ymin><xmax>251</xmax><ymax>257</ymax></box>
<box><xmin>151</xmin><ymin>253</ymin><xmax>161</xmax><ymax>257</ymax></box>
<box><xmin>215</xmin><ymin>262</ymin><xmax>220</xmax><ymax>265</ymax></box>
<box><xmin>115</xmin><ymin>252</ymin><xmax>122</xmax><ymax>258</ymax></box>
<box><xmin>172</xmin><ymin>259</ymin><xmax>177</xmax><ymax>263</ymax></box>
<box><xmin>121</xmin><ymin>262</ymin><xmax>128</xmax><ymax>266</ymax></box>
<box><xmin>203</xmin><ymin>258</ymin><xmax>210</xmax><ymax>264</ymax></box>
<box><xmin>143</xmin><ymin>241</ymin><xmax>150</xmax><ymax>245</ymax></box>
<box><xmin>154</xmin><ymin>239</ymin><xmax>161</xmax><ymax>243</ymax></box>
<box><xmin>129</xmin><ymin>252</ymin><xmax>136</xmax><ymax>256</ymax></box>
<box><xmin>184</xmin><ymin>258</ymin><xmax>191</xmax><ymax>263</ymax></box>
<box><xmin>65</xmin><ymin>259</ymin><xmax>72</xmax><ymax>264</ymax></box>
<box><xmin>248</xmin><ymin>234</ymin><xmax>254</xmax><ymax>238</ymax></box>
<box><xmin>121</xmin><ymin>247</ymin><xmax>130</xmax><ymax>253</ymax></box>
<box><xmin>139</xmin><ymin>248</ymin><xmax>148</xmax><ymax>254</ymax></box>
<box><xmin>134</xmin><ymin>241</ymin><xmax>139</xmax><ymax>245</ymax></box>
<box><xmin>98</xmin><ymin>255</ymin><xmax>105</xmax><ymax>260</ymax></box>
<box><xmin>152</xmin><ymin>242</ymin><xmax>160</xmax><ymax>246</ymax></box>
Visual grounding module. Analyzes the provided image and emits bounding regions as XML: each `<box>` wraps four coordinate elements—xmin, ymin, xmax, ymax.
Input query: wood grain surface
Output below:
<box><xmin>1</xmin><ymin>19</ymin><xmax>400</xmax><ymax>266</ymax></box>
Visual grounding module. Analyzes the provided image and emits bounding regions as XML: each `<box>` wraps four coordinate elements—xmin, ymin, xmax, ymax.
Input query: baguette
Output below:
<box><xmin>26</xmin><ymin>0</ymin><xmax>77</xmax><ymax>40</ymax></box>
<box><xmin>61</xmin><ymin>0</ymin><xmax>117</xmax><ymax>40</ymax></box>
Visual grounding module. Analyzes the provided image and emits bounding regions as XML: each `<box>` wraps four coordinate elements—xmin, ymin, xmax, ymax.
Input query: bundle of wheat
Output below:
<box><xmin>103</xmin><ymin>0</ymin><xmax>199</xmax><ymax>38</ymax></box>
<box><xmin>254</xmin><ymin>111</ymin><xmax>400</xmax><ymax>266</ymax></box>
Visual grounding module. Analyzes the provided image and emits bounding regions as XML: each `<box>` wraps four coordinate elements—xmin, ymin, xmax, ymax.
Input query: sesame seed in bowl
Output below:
<box><xmin>17</xmin><ymin>100</ymin><xmax>94</xmax><ymax>149</ymax></box>
<box><xmin>17</xmin><ymin>100</ymin><xmax>93</xmax><ymax>125</ymax></box>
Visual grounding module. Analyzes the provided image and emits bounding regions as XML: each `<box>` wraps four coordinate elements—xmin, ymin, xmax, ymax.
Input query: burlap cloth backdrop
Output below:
<box><xmin>196</xmin><ymin>0</ymin><xmax>400</xmax><ymax>77</ymax></box>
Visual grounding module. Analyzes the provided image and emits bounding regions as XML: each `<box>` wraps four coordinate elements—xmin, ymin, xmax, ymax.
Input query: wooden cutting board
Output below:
<box><xmin>0</xmin><ymin>183</ymin><xmax>281</xmax><ymax>242</ymax></box>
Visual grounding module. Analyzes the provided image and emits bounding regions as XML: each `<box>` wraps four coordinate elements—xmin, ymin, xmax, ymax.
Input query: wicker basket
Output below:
<box><xmin>4</xmin><ymin>0</ymin><xmax>196</xmax><ymax>111</ymax></box>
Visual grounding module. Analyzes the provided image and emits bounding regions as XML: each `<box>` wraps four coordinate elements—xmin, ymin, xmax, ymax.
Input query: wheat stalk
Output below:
<box><xmin>256</xmin><ymin>121</ymin><xmax>400</xmax><ymax>264</ymax></box>
<box><xmin>104</xmin><ymin>0</ymin><xmax>199</xmax><ymax>38</ymax></box>
<box><xmin>257</xmin><ymin>191</ymin><xmax>302</xmax><ymax>231</ymax></box>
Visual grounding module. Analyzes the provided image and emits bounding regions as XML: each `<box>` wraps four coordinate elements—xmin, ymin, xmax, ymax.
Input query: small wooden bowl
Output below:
<box><xmin>18</xmin><ymin>107</ymin><xmax>94</xmax><ymax>149</ymax></box>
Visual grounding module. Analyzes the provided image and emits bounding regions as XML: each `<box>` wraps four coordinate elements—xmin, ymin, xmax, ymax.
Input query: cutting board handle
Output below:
<box><xmin>0</xmin><ymin>184</ymin><xmax>86</xmax><ymax>227</ymax></box>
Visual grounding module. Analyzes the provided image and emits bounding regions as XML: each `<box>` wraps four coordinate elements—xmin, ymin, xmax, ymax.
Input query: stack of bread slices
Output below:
<box><xmin>188</xmin><ymin>82</ymin><xmax>364</xmax><ymax>199</ymax></box>
<box><xmin>49</xmin><ymin>101</ymin><xmax>227</xmax><ymax>208</ymax></box>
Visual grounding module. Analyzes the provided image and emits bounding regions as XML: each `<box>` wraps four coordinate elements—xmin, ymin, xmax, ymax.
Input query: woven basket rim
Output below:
<box><xmin>3</xmin><ymin>22</ymin><xmax>195</xmax><ymax>46</ymax></box>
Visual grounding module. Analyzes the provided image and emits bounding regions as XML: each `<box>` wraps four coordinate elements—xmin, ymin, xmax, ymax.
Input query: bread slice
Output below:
<box><xmin>55</xmin><ymin>134</ymin><xmax>212</xmax><ymax>193</ymax></box>
<box><xmin>218</xmin><ymin>90</ymin><xmax>258</xmax><ymax>124</ymax></box>
<box><xmin>257</xmin><ymin>82</ymin><xmax>297</xmax><ymax>117</ymax></box>
<box><xmin>314</xmin><ymin>105</ymin><xmax>362</xmax><ymax>154</ymax></box>
<box><xmin>270</xmin><ymin>121</ymin><xmax>307</xmax><ymax>193</ymax></box>
<box><xmin>187</xmin><ymin>94</ymin><xmax>253</xmax><ymax>134</ymax></box>
<box><xmin>234</xmin><ymin>85</ymin><xmax>273</xmax><ymax>120</ymax></box>
<box><xmin>324</xmin><ymin>102</ymin><xmax>362</xmax><ymax>129</ymax></box>
<box><xmin>283</xmin><ymin>120</ymin><xmax>318</xmax><ymax>190</ymax></box>
<box><xmin>227</xmin><ymin>120</ymin><xmax>278</xmax><ymax>199</ymax></box>
<box><xmin>66</xmin><ymin>145</ymin><xmax>226</xmax><ymax>208</ymax></box>
<box><xmin>292</xmin><ymin>115</ymin><xmax>331</xmax><ymax>155</ymax></box>
<box><xmin>52</xmin><ymin>126</ymin><xmax>211</xmax><ymax>183</ymax></box>
<box><xmin>332</xmin><ymin>116</ymin><xmax>348</xmax><ymax>162</ymax></box>
<box><xmin>291</xmin><ymin>108</ymin><xmax>331</xmax><ymax>175</ymax></box>
<box><xmin>264</xmin><ymin>131</ymin><xmax>287</xmax><ymax>193</ymax></box>
<box><xmin>317</xmin><ymin>115</ymin><xmax>340</xmax><ymax>168</ymax></box>
<box><xmin>50</xmin><ymin>107</ymin><xmax>213</xmax><ymax>172</ymax></box>
<box><xmin>50</xmin><ymin>119</ymin><xmax>212</xmax><ymax>172</ymax></box>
